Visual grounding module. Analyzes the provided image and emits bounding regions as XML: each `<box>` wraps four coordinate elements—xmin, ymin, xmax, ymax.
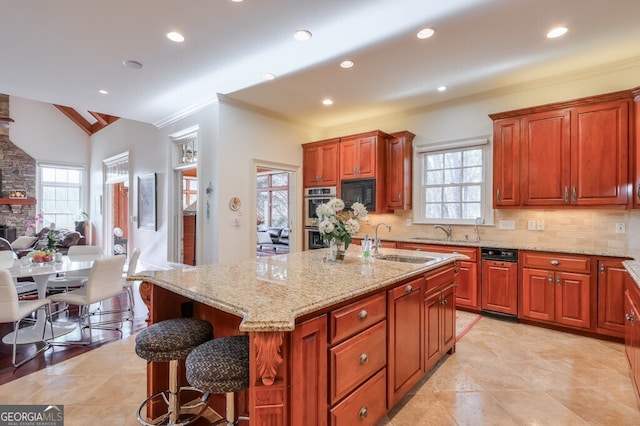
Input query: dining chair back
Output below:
<box><xmin>0</xmin><ymin>237</ymin><xmax>12</xmax><ymax>251</ymax></box>
<box><xmin>85</xmin><ymin>255</ymin><xmax>127</xmax><ymax>303</ymax></box>
<box><xmin>0</xmin><ymin>269</ymin><xmax>54</xmax><ymax>366</ymax></box>
<box><xmin>127</xmin><ymin>248</ymin><xmax>141</xmax><ymax>277</ymax></box>
<box><xmin>68</xmin><ymin>245</ymin><xmax>102</xmax><ymax>256</ymax></box>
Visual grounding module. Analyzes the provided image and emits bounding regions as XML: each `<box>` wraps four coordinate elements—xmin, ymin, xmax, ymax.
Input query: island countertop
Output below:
<box><xmin>131</xmin><ymin>248</ymin><xmax>463</xmax><ymax>332</ymax></box>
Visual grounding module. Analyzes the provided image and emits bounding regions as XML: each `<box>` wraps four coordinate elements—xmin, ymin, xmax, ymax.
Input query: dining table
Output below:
<box><xmin>1</xmin><ymin>254</ymin><xmax>101</xmax><ymax>344</ymax></box>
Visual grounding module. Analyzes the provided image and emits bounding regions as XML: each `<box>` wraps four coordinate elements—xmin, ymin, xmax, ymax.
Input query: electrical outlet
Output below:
<box><xmin>536</xmin><ymin>219</ymin><xmax>544</xmax><ymax>231</ymax></box>
<box><xmin>616</xmin><ymin>223</ymin><xmax>626</xmax><ymax>234</ymax></box>
<box><xmin>527</xmin><ymin>219</ymin><xmax>536</xmax><ymax>231</ymax></box>
<box><xmin>406</xmin><ymin>218</ymin><xmax>413</xmax><ymax>227</ymax></box>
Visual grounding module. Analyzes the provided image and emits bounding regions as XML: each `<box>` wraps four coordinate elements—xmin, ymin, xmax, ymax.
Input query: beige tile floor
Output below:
<box><xmin>0</xmin><ymin>314</ymin><xmax>638</xmax><ymax>426</ymax></box>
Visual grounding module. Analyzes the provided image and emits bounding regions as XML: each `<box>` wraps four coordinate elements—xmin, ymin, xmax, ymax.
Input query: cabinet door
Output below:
<box><xmin>320</xmin><ymin>143</ymin><xmax>339</xmax><ymax>186</ymax></box>
<box><xmin>303</xmin><ymin>145</ymin><xmax>322</xmax><ymax>187</ymax></box>
<box><xmin>571</xmin><ymin>100</ymin><xmax>629</xmax><ymax>205</ymax></box>
<box><xmin>634</xmin><ymin>89</ymin><xmax>640</xmax><ymax>208</ymax></box>
<box><xmin>493</xmin><ymin>117</ymin><xmax>521</xmax><ymax>207</ymax></box>
<box><xmin>555</xmin><ymin>272</ymin><xmax>591</xmax><ymax>329</ymax></box>
<box><xmin>481</xmin><ymin>261</ymin><xmax>518</xmax><ymax>315</ymax></box>
<box><xmin>441</xmin><ymin>284</ymin><xmax>456</xmax><ymax>353</ymax></box>
<box><xmin>386</xmin><ymin>132</ymin><xmax>414</xmax><ymax>210</ymax></box>
<box><xmin>597</xmin><ymin>259</ymin><xmax>628</xmax><ymax>336</ymax></box>
<box><xmin>387</xmin><ymin>278</ymin><xmax>424</xmax><ymax>406</ymax></box>
<box><xmin>521</xmin><ymin>109</ymin><xmax>571</xmax><ymax>206</ymax></box>
<box><xmin>303</xmin><ymin>140</ymin><xmax>339</xmax><ymax>187</ymax></box>
<box><xmin>521</xmin><ymin>268</ymin><xmax>555</xmax><ymax>321</ymax></box>
<box><xmin>455</xmin><ymin>260</ymin><xmax>479</xmax><ymax>310</ymax></box>
<box><xmin>356</xmin><ymin>136</ymin><xmax>377</xmax><ymax>178</ymax></box>
<box><xmin>625</xmin><ymin>290</ymin><xmax>635</xmax><ymax>369</ymax></box>
<box><xmin>339</xmin><ymin>139</ymin><xmax>358</xmax><ymax>179</ymax></box>
<box><xmin>424</xmin><ymin>291</ymin><xmax>442</xmax><ymax>372</ymax></box>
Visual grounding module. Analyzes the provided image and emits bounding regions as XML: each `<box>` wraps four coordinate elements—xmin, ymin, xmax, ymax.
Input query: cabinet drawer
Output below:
<box><xmin>330</xmin><ymin>320</ymin><xmax>387</xmax><ymax>404</ymax></box>
<box><xmin>425</xmin><ymin>264</ymin><xmax>455</xmax><ymax>294</ymax></box>
<box><xmin>330</xmin><ymin>292</ymin><xmax>386</xmax><ymax>344</ymax></box>
<box><xmin>521</xmin><ymin>251</ymin><xmax>591</xmax><ymax>273</ymax></box>
<box><xmin>330</xmin><ymin>368</ymin><xmax>387</xmax><ymax>426</ymax></box>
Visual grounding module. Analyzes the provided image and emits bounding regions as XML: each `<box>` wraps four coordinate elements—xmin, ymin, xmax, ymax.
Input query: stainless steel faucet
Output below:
<box><xmin>373</xmin><ymin>222</ymin><xmax>391</xmax><ymax>255</ymax></box>
<box><xmin>433</xmin><ymin>224</ymin><xmax>452</xmax><ymax>240</ymax></box>
<box><xmin>474</xmin><ymin>217</ymin><xmax>483</xmax><ymax>241</ymax></box>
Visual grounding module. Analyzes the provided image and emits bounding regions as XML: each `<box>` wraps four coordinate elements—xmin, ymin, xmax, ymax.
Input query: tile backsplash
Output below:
<box><xmin>358</xmin><ymin>208</ymin><xmax>638</xmax><ymax>251</ymax></box>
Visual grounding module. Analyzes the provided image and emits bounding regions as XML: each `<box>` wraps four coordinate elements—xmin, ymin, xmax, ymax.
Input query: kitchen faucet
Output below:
<box><xmin>373</xmin><ymin>222</ymin><xmax>391</xmax><ymax>255</ymax></box>
<box><xmin>474</xmin><ymin>217</ymin><xmax>483</xmax><ymax>241</ymax></box>
<box><xmin>433</xmin><ymin>224</ymin><xmax>452</xmax><ymax>240</ymax></box>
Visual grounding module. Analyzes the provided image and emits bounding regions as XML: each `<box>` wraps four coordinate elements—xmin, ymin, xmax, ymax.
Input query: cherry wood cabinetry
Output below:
<box><xmin>339</xmin><ymin>131</ymin><xmax>389</xmax><ymax>180</ymax></box>
<box><xmin>597</xmin><ymin>258</ymin><xmax>632</xmax><ymax>338</ymax></box>
<box><xmin>424</xmin><ymin>264</ymin><xmax>456</xmax><ymax>372</ymax></box>
<box><xmin>397</xmin><ymin>242</ymin><xmax>480</xmax><ymax>311</ymax></box>
<box><xmin>387</xmin><ymin>277</ymin><xmax>424</xmax><ymax>407</ymax></box>
<box><xmin>520</xmin><ymin>251</ymin><xmax>591</xmax><ymax>329</ymax></box>
<box><xmin>492</xmin><ymin>118</ymin><xmax>521</xmax><ymax>207</ymax></box>
<box><xmin>386</xmin><ymin>131</ymin><xmax>415</xmax><ymax>210</ymax></box>
<box><xmin>490</xmin><ymin>90</ymin><xmax>632</xmax><ymax>208</ymax></box>
<box><xmin>303</xmin><ymin>138</ymin><xmax>340</xmax><ymax>187</ymax></box>
<box><xmin>481</xmin><ymin>260</ymin><xmax>518</xmax><ymax>315</ymax></box>
<box><xmin>624</xmin><ymin>283</ymin><xmax>640</xmax><ymax>405</ymax></box>
<box><xmin>633</xmin><ymin>87</ymin><xmax>640</xmax><ymax>208</ymax></box>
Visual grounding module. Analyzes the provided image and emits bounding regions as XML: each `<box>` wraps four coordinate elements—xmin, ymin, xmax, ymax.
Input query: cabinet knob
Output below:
<box><xmin>405</xmin><ymin>284</ymin><xmax>413</xmax><ymax>293</ymax></box>
<box><xmin>550</xmin><ymin>260</ymin><xmax>560</xmax><ymax>266</ymax></box>
<box><xmin>358</xmin><ymin>407</ymin><xmax>368</xmax><ymax>419</ymax></box>
<box><xmin>572</xmin><ymin>186</ymin><xmax>577</xmax><ymax>202</ymax></box>
<box><xmin>556</xmin><ymin>276</ymin><xmax>561</xmax><ymax>286</ymax></box>
<box><xmin>359</xmin><ymin>353</ymin><xmax>368</xmax><ymax>364</ymax></box>
<box><xmin>358</xmin><ymin>309</ymin><xmax>368</xmax><ymax>320</ymax></box>
<box><xmin>564</xmin><ymin>186</ymin><xmax>569</xmax><ymax>203</ymax></box>
<box><xmin>626</xmin><ymin>312</ymin><xmax>635</xmax><ymax>322</ymax></box>
<box><xmin>496</xmin><ymin>188</ymin><xmax>501</xmax><ymax>202</ymax></box>
<box><xmin>440</xmin><ymin>298</ymin><xmax>448</xmax><ymax>305</ymax></box>
<box><xmin>600</xmin><ymin>264</ymin><xmax>605</xmax><ymax>274</ymax></box>
<box><xmin>548</xmin><ymin>275</ymin><xmax>553</xmax><ymax>284</ymax></box>
<box><xmin>637</xmin><ymin>185</ymin><xmax>640</xmax><ymax>199</ymax></box>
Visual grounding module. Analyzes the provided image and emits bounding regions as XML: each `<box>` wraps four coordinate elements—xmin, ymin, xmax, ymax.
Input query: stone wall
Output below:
<box><xmin>0</xmin><ymin>93</ymin><xmax>37</xmax><ymax>237</ymax></box>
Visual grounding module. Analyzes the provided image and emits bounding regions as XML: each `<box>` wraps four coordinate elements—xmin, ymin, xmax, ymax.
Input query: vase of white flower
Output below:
<box><xmin>316</xmin><ymin>198</ymin><xmax>368</xmax><ymax>262</ymax></box>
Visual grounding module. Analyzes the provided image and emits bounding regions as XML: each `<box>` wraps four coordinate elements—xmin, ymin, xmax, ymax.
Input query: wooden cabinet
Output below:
<box><xmin>481</xmin><ymin>260</ymin><xmax>518</xmax><ymax>315</ymax></box>
<box><xmin>386</xmin><ymin>131</ymin><xmax>414</xmax><ymax>210</ymax></box>
<box><xmin>632</xmin><ymin>87</ymin><xmax>640</xmax><ymax>208</ymax></box>
<box><xmin>597</xmin><ymin>258</ymin><xmax>632</xmax><ymax>338</ymax></box>
<box><xmin>397</xmin><ymin>242</ymin><xmax>480</xmax><ymax>311</ymax></box>
<box><xmin>624</xmin><ymin>280</ymin><xmax>640</xmax><ymax>407</ymax></box>
<box><xmin>339</xmin><ymin>130</ymin><xmax>389</xmax><ymax>180</ymax></box>
<box><xmin>520</xmin><ymin>251</ymin><xmax>591</xmax><ymax>329</ymax></box>
<box><xmin>303</xmin><ymin>138</ymin><xmax>340</xmax><ymax>187</ymax></box>
<box><xmin>424</xmin><ymin>265</ymin><xmax>456</xmax><ymax>372</ymax></box>
<box><xmin>387</xmin><ymin>277</ymin><xmax>424</xmax><ymax>406</ymax></box>
<box><xmin>490</xmin><ymin>91</ymin><xmax>632</xmax><ymax>208</ymax></box>
<box><xmin>493</xmin><ymin>117</ymin><xmax>521</xmax><ymax>207</ymax></box>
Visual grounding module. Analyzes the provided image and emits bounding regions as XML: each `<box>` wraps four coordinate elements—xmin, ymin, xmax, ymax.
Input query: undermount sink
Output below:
<box><xmin>374</xmin><ymin>254</ymin><xmax>435</xmax><ymax>264</ymax></box>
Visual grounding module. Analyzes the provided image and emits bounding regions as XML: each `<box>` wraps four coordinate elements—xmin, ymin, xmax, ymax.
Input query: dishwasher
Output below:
<box><xmin>481</xmin><ymin>247</ymin><xmax>519</xmax><ymax>320</ymax></box>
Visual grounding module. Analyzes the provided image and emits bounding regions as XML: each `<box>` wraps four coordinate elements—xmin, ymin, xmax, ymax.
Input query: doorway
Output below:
<box><xmin>103</xmin><ymin>152</ymin><xmax>129</xmax><ymax>256</ymax></box>
<box><xmin>256</xmin><ymin>166</ymin><xmax>295</xmax><ymax>257</ymax></box>
<box><xmin>181</xmin><ymin>168</ymin><xmax>198</xmax><ymax>265</ymax></box>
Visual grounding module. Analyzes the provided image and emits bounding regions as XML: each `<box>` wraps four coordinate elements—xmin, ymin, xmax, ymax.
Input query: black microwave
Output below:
<box><xmin>341</xmin><ymin>178</ymin><xmax>376</xmax><ymax>212</ymax></box>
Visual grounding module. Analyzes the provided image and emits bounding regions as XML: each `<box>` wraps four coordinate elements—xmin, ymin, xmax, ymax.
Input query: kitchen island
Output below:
<box><xmin>132</xmin><ymin>247</ymin><xmax>464</xmax><ymax>426</ymax></box>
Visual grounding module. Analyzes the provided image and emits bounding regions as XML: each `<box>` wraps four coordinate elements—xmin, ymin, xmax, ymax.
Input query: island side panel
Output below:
<box><xmin>250</xmin><ymin>331</ymin><xmax>289</xmax><ymax>425</ymax></box>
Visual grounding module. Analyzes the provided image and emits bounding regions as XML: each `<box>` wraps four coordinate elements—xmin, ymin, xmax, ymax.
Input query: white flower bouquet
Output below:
<box><xmin>316</xmin><ymin>198</ymin><xmax>368</xmax><ymax>251</ymax></box>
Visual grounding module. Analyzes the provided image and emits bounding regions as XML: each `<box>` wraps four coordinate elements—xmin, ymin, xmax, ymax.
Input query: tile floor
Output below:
<box><xmin>0</xmin><ymin>314</ymin><xmax>638</xmax><ymax>425</ymax></box>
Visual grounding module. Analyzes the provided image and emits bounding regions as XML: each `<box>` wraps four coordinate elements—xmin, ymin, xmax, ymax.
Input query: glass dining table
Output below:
<box><xmin>1</xmin><ymin>254</ymin><xmax>102</xmax><ymax>344</ymax></box>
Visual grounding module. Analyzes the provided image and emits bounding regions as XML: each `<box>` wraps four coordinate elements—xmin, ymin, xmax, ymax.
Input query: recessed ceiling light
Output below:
<box><xmin>231</xmin><ymin>0</ymin><xmax>243</xmax><ymax>2</ymax></box>
<box><xmin>262</xmin><ymin>73</ymin><xmax>276</xmax><ymax>80</ymax></box>
<box><xmin>417</xmin><ymin>27</ymin><xmax>435</xmax><ymax>40</ymax></box>
<box><xmin>294</xmin><ymin>30</ymin><xmax>312</xmax><ymax>41</ymax></box>
<box><xmin>340</xmin><ymin>60</ymin><xmax>354</xmax><ymax>69</ymax></box>
<box><xmin>167</xmin><ymin>31</ymin><xmax>185</xmax><ymax>43</ymax></box>
<box><xmin>322</xmin><ymin>99</ymin><xmax>333</xmax><ymax>106</ymax></box>
<box><xmin>547</xmin><ymin>26</ymin><xmax>568</xmax><ymax>38</ymax></box>
<box><xmin>99</xmin><ymin>89</ymin><xmax>108</xmax><ymax>95</ymax></box>
<box><xmin>123</xmin><ymin>60</ymin><xmax>143</xmax><ymax>70</ymax></box>
<box><xmin>437</xmin><ymin>86</ymin><xmax>447</xmax><ymax>92</ymax></box>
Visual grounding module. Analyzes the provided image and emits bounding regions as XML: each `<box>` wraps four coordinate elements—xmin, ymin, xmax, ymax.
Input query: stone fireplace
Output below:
<box><xmin>0</xmin><ymin>93</ymin><xmax>37</xmax><ymax>238</ymax></box>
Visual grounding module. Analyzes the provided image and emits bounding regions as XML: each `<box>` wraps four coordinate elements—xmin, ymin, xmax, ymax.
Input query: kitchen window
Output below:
<box><xmin>38</xmin><ymin>163</ymin><xmax>84</xmax><ymax>229</ymax></box>
<box><xmin>416</xmin><ymin>138</ymin><xmax>492</xmax><ymax>225</ymax></box>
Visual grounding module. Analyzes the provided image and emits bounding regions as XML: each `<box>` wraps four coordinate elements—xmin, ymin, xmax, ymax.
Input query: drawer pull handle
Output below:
<box><xmin>550</xmin><ymin>260</ymin><xmax>560</xmax><ymax>266</ymax></box>
<box><xmin>405</xmin><ymin>284</ymin><xmax>413</xmax><ymax>293</ymax></box>
<box><xmin>358</xmin><ymin>407</ymin><xmax>368</xmax><ymax>419</ymax></box>
<box><xmin>358</xmin><ymin>310</ymin><xmax>368</xmax><ymax>320</ymax></box>
<box><xmin>359</xmin><ymin>353</ymin><xmax>368</xmax><ymax>364</ymax></box>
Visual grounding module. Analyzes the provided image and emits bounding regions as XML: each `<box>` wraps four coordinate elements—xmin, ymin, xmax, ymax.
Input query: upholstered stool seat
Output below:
<box><xmin>135</xmin><ymin>318</ymin><xmax>213</xmax><ymax>426</ymax></box>
<box><xmin>186</xmin><ymin>335</ymin><xmax>250</xmax><ymax>426</ymax></box>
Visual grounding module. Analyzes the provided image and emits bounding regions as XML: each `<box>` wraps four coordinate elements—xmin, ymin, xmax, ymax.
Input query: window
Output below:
<box><xmin>416</xmin><ymin>138</ymin><xmax>492</xmax><ymax>225</ymax></box>
<box><xmin>39</xmin><ymin>164</ymin><xmax>84</xmax><ymax>229</ymax></box>
<box><xmin>183</xmin><ymin>175</ymin><xmax>198</xmax><ymax>209</ymax></box>
<box><xmin>257</xmin><ymin>172</ymin><xmax>289</xmax><ymax>228</ymax></box>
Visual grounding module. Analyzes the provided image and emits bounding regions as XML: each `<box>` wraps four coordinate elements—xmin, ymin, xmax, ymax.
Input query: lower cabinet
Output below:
<box><xmin>481</xmin><ymin>260</ymin><xmax>518</xmax><ymax>315</ymax></box>
<box><xmin>424</xmin><ymin>265</ymin><xmax>456</xmax><ymax>372</ymax></box>
<box><xmin>624</xmin><ymin>281</ymin><xmax>640</xmax><ymax>407</ymax></box>
<box><xmin>597</xmin><ymin>258</ymin><xmax>632</xmax><ymax>338</ymax></box>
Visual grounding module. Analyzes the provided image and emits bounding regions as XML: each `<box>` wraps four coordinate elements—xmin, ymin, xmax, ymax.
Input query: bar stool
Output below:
<box><xmin>135</xmin><ymin>318</ymin><xmax>213</xmax><ymax>426</ymax></box>
<box><xmin>185</xmin><ymin>335</ymin><xmax>250</xmax><ymax>426</ymax></box>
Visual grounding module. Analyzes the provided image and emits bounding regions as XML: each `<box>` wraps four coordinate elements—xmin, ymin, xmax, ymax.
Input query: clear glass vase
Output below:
<box><xmin>328</xmin><ymin>238</ymin><xmax>346</xmax><ymax>262</ymax></box>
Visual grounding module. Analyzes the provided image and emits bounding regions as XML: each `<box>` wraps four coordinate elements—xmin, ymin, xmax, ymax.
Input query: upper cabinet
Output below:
<box><xmin>490</xmin><ymin>90</ymin><xmax>632</xmax><ymax>208</ymax></box>
<box><xmin>339</xmin><ymin>130</ymin><xmax>389</xmax><ymax>180</ymax></box>
<box><xmin>302</xmin><ymin>138</ymin><xmax>340</xmax><ymax>187</ymax></box>
<box><xmin>633</xmin><ymin>87</ymin><xmax>640</xmax><ymax>208</ymax></box>
<box><xmin>386</xmin><ymin>131</ymin><xmax>415</xmax><ymax>210</ymax></box>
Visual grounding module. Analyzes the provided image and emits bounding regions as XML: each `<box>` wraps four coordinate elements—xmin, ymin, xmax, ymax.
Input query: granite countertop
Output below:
<box><xmin>131</xmin><ymin>248</ymin><xmax>463</xmax><ymax>332</ymax></box>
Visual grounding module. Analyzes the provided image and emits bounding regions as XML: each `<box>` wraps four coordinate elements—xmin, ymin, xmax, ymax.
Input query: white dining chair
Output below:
<box><xmin>0</xmin><ymin>250</ymin><xmax>37</xmax><ymax>299</ymax></box>
<box><xmin>47</xmin><ymin>245</ymin><xmax>103</xmax><ymax>293</ymax></box>
<box><xmin>0</xmin><ymin>269</ymin><xmax>54</xmax><ymax>366</ymax></box>
<box><xmin>97</xmin><ymin>248</ymin><xmax>140</xmax><ymax>323</ymax></box>
<box><xmin>49</xmin><ymin>255</ymin><xmax>126</xmax><ymax>344</ymax></box>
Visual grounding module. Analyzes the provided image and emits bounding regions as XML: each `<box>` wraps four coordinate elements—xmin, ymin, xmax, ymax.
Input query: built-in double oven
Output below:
<box><xmin>303</xmin><ymin>186</ymin><xmax>336</xmax><ymax>250</ymax></box>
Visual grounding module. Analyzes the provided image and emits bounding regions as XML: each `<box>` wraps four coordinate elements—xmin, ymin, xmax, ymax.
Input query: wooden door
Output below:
<box><xmin>455</xmin><ymin>260</ymin><xmax>478</xmax><ymax>310</ymax></box>
<box><xmin>493</xmin><ymin>117</ymin><xmax>521</xmax><ymax>207</ymax></box>
<box><xmin>441</xmin><ymin>284</ymin><xmax>456</xmax><ymax>353</ymax></box>
<box><xmin>424</xmin><ymin>291</ymin><xmax>442</xmax><ymax>372</ymax></box>
<box><xmin>481</xmin><ymin>260</ymin><xmax>518</xmax><ymax>315</ymax></box>
<box><xmin>339</xmin><ymin>139</ymin><xmax>358</xmax><ymax>179</ymax></box>
<box><xmin>356</xmin><ymin>136</ymin><xmax>377</xmax><ymax>178</ymax></box>
<box><xmin>303</xmin><ymin>145</ymin><xmax>322</xmax><ymax>187</ymax></box>
<box><xmin>597</xmin><ymin>259</ymin><xmax>628</xmax><ymax>336</ymax></box>
<box><xmin>521</xmin><ymin>109</ymin><xmax>571</xmax><ymax>206</ymax></box>
<box><xmin>571</xmin><ymin>100</ymin><xmax>629</xmax><ymax>205</ymax></box>
<box><xmin>320</xmin><ymin>143</ymin><xmax>339</xmax><ymax>186</ymax></box>
<box><xmin>555</xmin><ymin>272</ymin><xmax>591</xmax><ymax>329</ymax></box>
<box><xmin>387</xmin><ymin>278</ymin><xmax>423</xmax><ymax>406</ymax></box>
<box><xmin>386</xmin><ymin>137</ymin><xmax>404</xmax><ymax>209</ymax></box>
<box><xmin>520</xmin><ymin>268</ymin><xmax>554</xmax><ymax>321</ymax></box>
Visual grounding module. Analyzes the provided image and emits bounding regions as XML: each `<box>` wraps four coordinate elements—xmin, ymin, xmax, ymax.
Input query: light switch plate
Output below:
<box><xmin>616</xmin><ymin>223</ymin><xmax>626</xmax><ymax>234</ymax></box>
<box><xmin>527</xmin><ymin>219</ymin><xmax>536</xmax><ymax>231</ymax></box>
<box><xmin>536</xmin><ymin>219</ymin><xmax>544</xmax><ymax>231</ymax></box>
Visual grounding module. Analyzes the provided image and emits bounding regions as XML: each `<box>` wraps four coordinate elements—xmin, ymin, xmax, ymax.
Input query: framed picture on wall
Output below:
<box><xmin>138</xmin><ymin>173</ymin><xmax>157</xmax><ymax>231</ymax></box>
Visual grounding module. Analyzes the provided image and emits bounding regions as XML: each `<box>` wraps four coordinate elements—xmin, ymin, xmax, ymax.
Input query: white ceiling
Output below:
<box><xmin>1</xmin><ymin>0</ymin><xmax>639</xmax><ymax>129</ymax></box>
